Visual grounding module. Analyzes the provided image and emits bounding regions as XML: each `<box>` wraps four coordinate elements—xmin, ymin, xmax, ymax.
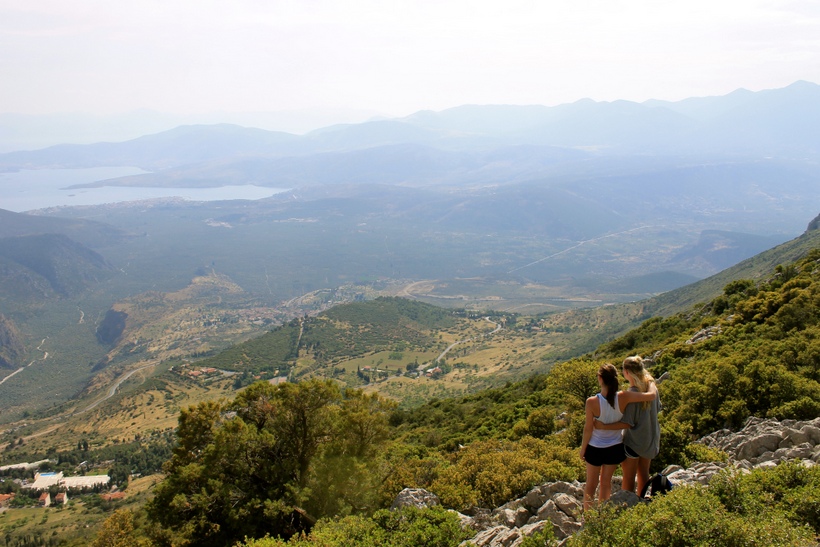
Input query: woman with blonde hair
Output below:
<box><xmin>579</xmin><ymin>363</ymin><xmax>657</xmax><ymax>511</ymax></box>
<box><xmin>594</xmin><ymin>355</ymin><xmax>661</xmax><ymax>496</ymax></box>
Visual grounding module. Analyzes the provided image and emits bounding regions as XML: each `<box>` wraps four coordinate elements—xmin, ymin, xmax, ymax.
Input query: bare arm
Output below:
<box><xmin>580</xmin><ymin>396</ymin><xmax>598</xmax><ymax>461</ymax></box>
<box><xmin>617</xmin><ymin>381</ymin><xmax>657</xmax><ymax>408</ymax></box>
<box><xmin>593</xmin><ymin>418</ymin><xmax>631</xmax><ymax>431</ymax></box>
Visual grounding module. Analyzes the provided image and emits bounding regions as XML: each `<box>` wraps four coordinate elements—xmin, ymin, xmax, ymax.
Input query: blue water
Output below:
<box><xmin>0</xmin><ymin>167</ymin><xmax>287</xmax><ymax>212</ymax></box>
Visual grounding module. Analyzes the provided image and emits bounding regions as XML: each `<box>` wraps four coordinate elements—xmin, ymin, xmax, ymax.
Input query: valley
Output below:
<box><xmin>1</xmin><ymin>83</ymin><xmax>820</xmax><ymax>545</ymax></box>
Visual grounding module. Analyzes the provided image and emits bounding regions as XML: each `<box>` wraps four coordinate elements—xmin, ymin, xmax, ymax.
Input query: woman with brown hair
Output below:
<box><xmin>579</xmin><ymin>363</ymin><xmax>657</xmax><ymax>511</ymax></box>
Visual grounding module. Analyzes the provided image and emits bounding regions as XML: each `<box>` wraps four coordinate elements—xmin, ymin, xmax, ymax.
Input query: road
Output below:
<box><xmin>77</xmin><ymin>362</ymin><xmax>157</xmax><ymax>414</ymax></box>
<box><xmin>433</xmin><ymin>316</ymin><xmax>502</xmax><ymax>363</ymax></box>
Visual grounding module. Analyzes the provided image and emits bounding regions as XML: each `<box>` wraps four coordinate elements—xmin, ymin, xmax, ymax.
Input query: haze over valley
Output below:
<box><xmin>0</xmin><ymin>81</ymin><xmax>819</xmax><ymax>423</ymax></box>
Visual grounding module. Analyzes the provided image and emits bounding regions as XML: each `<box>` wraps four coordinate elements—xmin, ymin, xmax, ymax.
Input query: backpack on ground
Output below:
<box><xmin>639</xmin><ymin>473</ymin><xmax>673</xmax><ymax>499</ymax></box>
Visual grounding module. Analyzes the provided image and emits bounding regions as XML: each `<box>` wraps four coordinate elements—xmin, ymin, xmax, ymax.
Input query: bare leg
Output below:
<box><xmin>584</xmin><ymin>463</ymin><xmax>601</xmax><ymax>512</ymax></box>
<box><xmin>636</xmin><ymin>457</ymin><xmax>652</xmax><ymax>495</ymax></box>
<box><xmin>621</xmin><ymin>457</ymin><xmax>638</xmax><ymax>493</ymax></box>
<box><xmin>598</xmin><ymin>464</ymin><xmax>618</xmax><ymax>502</ymax></box>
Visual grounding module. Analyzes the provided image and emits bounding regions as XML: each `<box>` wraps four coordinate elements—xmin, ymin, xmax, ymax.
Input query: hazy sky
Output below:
<box><xmin>3</xmin><ymin>0</ymin><xmax>820</xmax><ymax>119</ymax></box>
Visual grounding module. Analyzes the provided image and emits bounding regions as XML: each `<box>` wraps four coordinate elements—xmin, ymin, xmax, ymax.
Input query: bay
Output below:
<box><xmin>0</xmin><ymin>167</ymin><xmax>287</xmax><ymax>212</ymax></box>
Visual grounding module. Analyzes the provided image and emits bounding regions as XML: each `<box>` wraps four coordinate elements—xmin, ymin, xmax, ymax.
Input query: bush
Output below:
<box><xmin>519</xmin><ymin>526</ymin><xmax>558</xmax><ymax>547</ymax></box>
<box><xmin>569</xmin><ymin>485</ymin><xmax>813</xmax><ymax>547</ymax></box>
<box><xmin>239</xmin><ymin>505</ymin><xmax>470</xmax><ymax>547</ymax></box>
<box><xmin>710</xmin><ymin>461</ymin><xmax>820</xmax><ymax>534</ymax></box>
<box><xmin>430</xmin><ymin>436</ymin><xmax>582</xmax><ymax>510</ymax></box>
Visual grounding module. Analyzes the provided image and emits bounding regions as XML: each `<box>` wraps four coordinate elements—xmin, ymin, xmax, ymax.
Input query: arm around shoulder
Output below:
<box><xmin>618</xmin><ymin>382</ymin><xmax>657</xmax><ymax>404</ymax></box>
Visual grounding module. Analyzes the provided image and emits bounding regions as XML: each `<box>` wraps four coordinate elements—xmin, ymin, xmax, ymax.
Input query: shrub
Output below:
<box><xmin>239</xmin><ymin>506</ymin><xmax>470</xmax><ymax>547</ymax></box>
<box><xmin>710</xmin><ymin>461</ymin><xmax>820</xmax><ymax>534</ymax></box>
<box><xmin>569</xmin><ymin>485</ymin><xmax>813</xmax><ymax>547</ymax></box>
<box><xmin>430</xmin><ymin>436</ymin><xmax>582</xmax><ymax>511</ymax></box>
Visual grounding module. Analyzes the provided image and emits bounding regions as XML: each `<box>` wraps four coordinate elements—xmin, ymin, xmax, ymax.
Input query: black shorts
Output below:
<box><xmin>586</xmin><ymin>443</ymin><xmax>626</xmax><ymax>467</ymax></box>
<box><xmin>624</xmin><ymin>444</ymin><xmax>640</xmax><ymax>459</ymax></box>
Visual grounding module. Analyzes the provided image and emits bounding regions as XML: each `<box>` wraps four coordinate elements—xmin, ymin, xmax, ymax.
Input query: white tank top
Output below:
<box><xmin>590</xmin><ymin>392</ymin><xmax>624</xmax><ymax>448</ymax></box>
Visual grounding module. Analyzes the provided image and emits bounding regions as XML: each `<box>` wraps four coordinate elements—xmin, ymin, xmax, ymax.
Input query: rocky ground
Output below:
<box><xmin>392</xmin><ymin>417</ymin><xmax>820</xmax><ymax>547</ymax></box>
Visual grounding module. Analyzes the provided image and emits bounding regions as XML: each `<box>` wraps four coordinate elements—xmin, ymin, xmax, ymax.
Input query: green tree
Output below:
<box><xmin>92</xmin><ymin>509</ymin><xmax>149</xmax><ymax>547</ymax></box>
<box><xmin>544</xmin><ymin>359</ymin><xmax>599</xmax><ymax>410</ymax></box>
<box><xmin>147</xmin><ymin>380</ymin><xmax>395</xmax><ymax>546</ymax></box>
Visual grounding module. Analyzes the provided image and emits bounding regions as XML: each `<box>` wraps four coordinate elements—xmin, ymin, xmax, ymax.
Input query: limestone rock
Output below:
<box><xmin>390</xmin><ymin>488</ymin><xmax>440</xmax><ymax>510</ymax></box>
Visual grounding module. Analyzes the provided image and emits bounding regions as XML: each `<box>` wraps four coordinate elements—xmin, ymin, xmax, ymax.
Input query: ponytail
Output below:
<box><xmin>599</xmin><ymin>363</ymin><xmax>620</xmax><ymax>408</ymax></box>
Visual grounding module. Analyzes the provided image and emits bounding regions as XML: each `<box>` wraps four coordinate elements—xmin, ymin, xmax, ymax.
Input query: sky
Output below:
<box><xmin>2</xmin><ymin>0</ymin><xmax>820</xmax><ymax>122</ymax></box>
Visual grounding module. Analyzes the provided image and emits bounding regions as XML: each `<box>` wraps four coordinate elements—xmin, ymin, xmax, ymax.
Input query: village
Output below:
<box><xmin>0</xmin><ymin>461</ymin><xmax>116</xmax><ymax>511</ymax></box>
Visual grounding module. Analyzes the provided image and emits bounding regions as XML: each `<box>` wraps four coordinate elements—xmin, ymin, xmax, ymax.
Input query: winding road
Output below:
<box><xmin>0</xmin><ymin>338</ymin><xmax>48</xmax><ymax>386</ymax></box>
<box><xmin>433</xmin><ymin>316</ymin><xmax>502</xmax><ymax>364</ymax></box>
<box><xmin>77</xmin><ymin>362</ymin><xmax>157</xmax><ymax>414</ymax></box>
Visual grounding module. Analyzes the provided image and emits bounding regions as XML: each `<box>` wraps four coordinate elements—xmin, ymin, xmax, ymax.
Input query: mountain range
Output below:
<box><xmin>1</xmin><ymin>82</ymin><xmax>820</xmax><ymax>419</ymax></box>
<box><xmin>1</xmin><ymin>80</ymin><xmax>819</xmax><ymax>182</ymax></box>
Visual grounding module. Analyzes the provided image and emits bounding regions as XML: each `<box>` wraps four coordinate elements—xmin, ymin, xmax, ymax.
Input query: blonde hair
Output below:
<box><xmin>622</xmin><ymin>355</ymin><xmax>655</xmax><ymax>409</ymax></box>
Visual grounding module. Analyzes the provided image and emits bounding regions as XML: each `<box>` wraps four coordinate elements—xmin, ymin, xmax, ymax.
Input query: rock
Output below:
<box><xmin>463</xmin><ymin>526</ymin><xmax>512</xmax><ymax>547</ymax></box>
<box><xmin>535</xmin><ymin>499</ymin><xmax>578</xmax><ymax>540</ymax></box>
<box><xmin>801</xmin><ymin>425</ymin><xmax>820</xmax><ymax>444</ymax></box>
<box><xmin>686</xmin><ymin>326</ymin><xmax>721</xmax><ymax>344</ymax></box>
<box><xmin>457</xmin><ymin>512</ymin><xmax>476</xmax><ymax>530</ymax></box>
<box><xmin>523</xmin><ymin>485</ymin><xmax>549</xmax><ymax>512</ymax></box>
<box><xmin>780</xmin><ymin>428</ymin><xmax>810</xmax><ymax>448</ymax></box>
<box><xmin>391</xmin><ymin>488</ymin><xmax>440</xmax><ymax>510</ymax></box>
<box><xmin>736</xmin><ymin>433</ymin><xmax>783</xmax><ymax>461</ymax></box>
<box><xmin>492</xmin><ymin>528</ymin><xmax>522</xmax><ymax>547</ymax></box>
<box><xmin>608</xmin><ymin>489</ymin><xmax>643</xmax><ymax>508</ymax></box>
<box><xmin>494</xmin><ymin>506</ymin><xmax>530</xmax><ymax>529</ymax></box>
<box><xmin>552</xmin><ymin>493</ymin><xmax>582</xmax><ymax>519</ymax></box>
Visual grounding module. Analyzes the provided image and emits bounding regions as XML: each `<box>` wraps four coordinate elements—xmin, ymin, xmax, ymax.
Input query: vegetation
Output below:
<box><xmin>197</xmin><ymin>297</ymin><xmax>458</xmax><ymax>375</ymax></box>
<box><xmin>145</xmin><ymin>380</ymin><xmax>396</xmax><ymax>546</ymax></box>
<box><xmin>570</xmin><ymin>462</ymin><xmax>820</xmax><ymax>546</ymax></box>
<box><xmin>7</xmin><ymin>247</ymin><xmax>820</xmax><ymax>545</ymax></box>
<box><xmin>238</xmin><ymin>506</ymin><xmax>470</xmax><ymax>547</ymax></box>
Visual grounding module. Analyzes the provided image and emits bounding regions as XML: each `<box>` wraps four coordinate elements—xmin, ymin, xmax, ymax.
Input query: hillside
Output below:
<box><xmin>0</xmin><ymin>314</ymin><xmax>25</xmax><ymax>370</ymax></box>
<box><xmin>0</xmin><ymin>207</ymin><xmax>128</xmax><ymax>248</ymax></box>
<box><xmin>194</xmin><ymin>297</ymin><xmax>491</xmax><ymax>396</ymax></box>
<box><xmin>0</xmin><ymin>233</ymin><xmax>116</xmax><ymax>303</ymax></box>
<box><xmin>646</xmin><ymin>212</ymin><xmax>820</xmax><ymax>316</ymax></box>
<box><xmin>2</xmin><ymin>236</ymin><xmax>820</xmax><ymax>545</ymax></box>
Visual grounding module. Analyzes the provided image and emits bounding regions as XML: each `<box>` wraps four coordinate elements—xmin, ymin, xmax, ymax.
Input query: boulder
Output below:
<box><xmin>390</xmin><ymin>488</ymin><xmax>440</xmax><ymax>510</ymax></box>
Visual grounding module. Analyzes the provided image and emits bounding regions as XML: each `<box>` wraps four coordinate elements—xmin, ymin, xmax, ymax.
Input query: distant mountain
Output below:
<box><xmin>1</xmin><ymin>81</ymin><xmax>818</xmax><ymax>183</ymax></box>
<box><xmin>195</xmin><ymin>297</ymin><xmax>458</xmax><ymax>376</ymax></box>
<box><xmin>645</xmin><ymin>81</ymin><xmax>820</xmax><ymax>155</ymax></box>
<box><xmin>0</xmin><ymin>124</ymin><xmax>301</xmax><ymax>172</ymax></box>
<box><xmin>647</xmin><ymin>213</ymin><xmax>820</xmax><ymax>316</ymax></box>
<box><xmin>0</xmin><ymin>233</ymin><xmax>116</xmax><ymax>300</ymax></box>
<box><xmin>671</xmin><ymin>230</ymin><xmax>789</xmax><ymax>272</ymax></box>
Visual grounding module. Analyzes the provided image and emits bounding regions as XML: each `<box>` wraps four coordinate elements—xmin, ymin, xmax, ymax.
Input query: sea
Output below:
<box><xmin>0</xmin><ymin>167</ymin><xmax>287</xmax><ymax>212</ymax></box>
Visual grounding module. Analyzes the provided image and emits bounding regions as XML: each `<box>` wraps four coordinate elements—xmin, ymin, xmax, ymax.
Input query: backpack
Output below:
<box><xmin>639</xmin><ymin>473</ymin><xmax>673</xmax><ymax>499</ymax></box>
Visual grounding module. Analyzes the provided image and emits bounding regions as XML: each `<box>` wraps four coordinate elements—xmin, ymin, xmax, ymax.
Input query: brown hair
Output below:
<box><xmin>599</xmin><ymin>363</ymin><xmax>620</xmax><ymax>408</ymax></box>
